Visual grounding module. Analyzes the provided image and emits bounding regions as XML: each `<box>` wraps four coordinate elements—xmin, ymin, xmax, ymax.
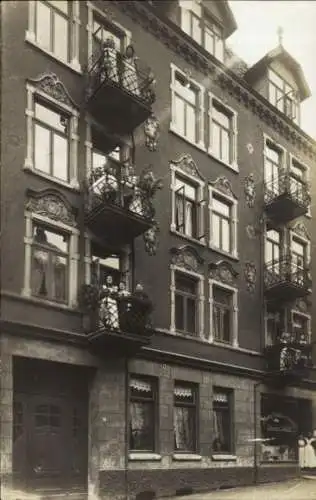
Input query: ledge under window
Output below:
<box><xmin>208</xmin><ymin>245</ymin><xmax>239</xmax><ymax>262</ymax></box>
<box><xmin>129</xmin><ymin>452</ymin><xmax>162</xmax><ymax>461</ymax></box>
<box><xmin>170</xmin><ymin>126</ymin><xmax>206</xmax><ymax>154</ymax></box>
<box><xmin>212</xmin><ymin>454</ymin><xmax>237</xmax><ymax>461</ymax></box>
<box><xmin>170</xmin><ymin>228</ymin><xmax>206</xmax><ymax>247</ymax></box>
<box><xmin>24</xmin><ymin>165</ymin><xmax>80</xmax><ymax>192</ymax></box>
<box><xmin>25</xmin><ymin>34</ymin><xmax>82</xmax><ymax>74</ymax></box>
<box><xmin>173</xmin><ymin>453</ymin><xmax>202</xmax><ymax>461</ymax></box>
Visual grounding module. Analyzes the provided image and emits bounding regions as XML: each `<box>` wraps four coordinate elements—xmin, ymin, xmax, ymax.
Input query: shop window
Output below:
<box><xmin>129</xmin><ymin>376</ymin><xmax>157</xmax><ymax>452</ymax></box>
<box><xmin>174</xmin><ymin>382</ymin><xmax>198</xmax><ymax>453</ymax></box>
<box><xmin>212</xmin><ymin>389</ymin><xmax>233</xmax><ymax>454</ymax></box>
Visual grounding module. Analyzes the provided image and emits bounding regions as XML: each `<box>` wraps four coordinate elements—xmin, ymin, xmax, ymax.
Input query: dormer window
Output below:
<box><xmin>180</xmin><ymin>0</ymin><xmax>224</xmax><ymax>62</ymax></box>
<box><xmin>268</xmin><ymin>69</ymin><xmax>300</xmax><ymax>123</ymax></box>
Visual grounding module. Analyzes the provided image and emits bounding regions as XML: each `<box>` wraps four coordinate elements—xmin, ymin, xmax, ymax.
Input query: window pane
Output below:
<box><xmin>35</xmin><ymin>104</ymin><xmax>68</xmax><ymax>133</ymax></box>
<box><xmin>31</xmin><ymin>248</ymin><xmax>49</xmax><ymax>297</ymax></box>
<box><xmin>34</xmin><ymin>125</ymin><xmax>51</xmax><ymax>174</ymax></box>
<box><xmin>54</xmin><ymin>13</ymin><xmax>68</xmax><ymax>61</ymax></box>
<box><xmin>176</xmin><ymin>275</ymin><xmax>196</xmax><ymax>295</ymax></box>
<box><xmin>213</xmin><ymin>198</ymin><xmax>230</xmax><ymax>217</ymax></box>
<box><xmin>269</xmin><ymin>83</ymin><xmax>277</xmax><ymax>106</ymax></box>
<box><xmin>213</xmin><ymin>406</ymin><xmax>231</xmax><ymax>452</ymax></box>
<box><xmin>175</xmin><ymin>178</ymin><xmax>196</xmax><ymax>201</ymax></box>
<box><xmin>175</xmin><ymin>294</ymin><xmax>185</xmax><ymax>331</ymax></box>
<box><xmin>52</xmin><ymin>254</ymin><xmax>67</xmax><ymax>301</ymax></box>
<box><xmin>130</xmin><ymin>401</ymin><xmax>154</xmax><ymax>451</ymax></box>
<box><xmin>212</xmin><ymin>213</ymin><xmax>221</xmax><ymax>248</ymax></box>
<box><xmin>192</xmin><ymin>14</ymin><xmax>202</xmax><ymax>44</ymax></box>
<box><xmin>174</xmin><ymin>95</ymin><xmax>185</xmax><ymax>136</ymax></box>
<box><xmin>49</xmin><ymin>1</ymin><xmax>68</xmax><ymax>14</ymax></box>
<box><xmin>221</xmin><ymin>129</ymin><xmax>230</xmax><ymax>164</ymax></box>
<box><xmin>186</xmin><ymin>104</ymin><xmax>197</xmax><ymax>143</ymax></box>
<box><xmin>213</xmin><ymin>107</ymin><xmax>230</xmax><ymax>129</ymax></box>
<box><xmin>215</xmin><ymin>37</ymin><xmax>224</xmax><ymax>62</ymax></box>
<box><xmin>205</xmin><ymin>27</ymin><xmax>215</xmax><ymax>54</ymax></box>
<box><xmin>44</xmin><ymin>229</ymin><xmax>68</xmax><ymax>253</ymax></box>
<box><xmin>174</xmin><ymin>406</ymin><xmax>195</xmax><ymax>451</ymax></box>
<box><xmin>36</xmin><ymin>1</ymin><xmax>51</xmax><ymax>51</ymax></box>
<box><xmin>221</xmin><ymin>218</ymin><xmax>230</xmax><ymax>253</ymax></box>
<box><xmin>53</xmin><ymin>134</ymin><xmax>68</xmax><ymax>181</ymax></box>
<box><xmin>92</xmin><ymin>151</ymin><xmax>107</xmax><ymax>170</ymax></box>
<box><xmin>187</xmin><ymin>297</ymin><xmax>196</xmax><ymax>334</ymax></box>
<box><xmin>269</xmin><ymin>70</ymin><xmax>284</xmax><ymax>88</ymax></box>
<box><xmin>212</xmin><ymin>122</ymin><xmax>220</xmax><ymax>158</ymax></box>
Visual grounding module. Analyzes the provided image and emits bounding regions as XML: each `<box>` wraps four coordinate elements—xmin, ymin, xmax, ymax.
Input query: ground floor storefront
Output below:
<box><xmin>1</xmin><ymin>333</ymin><xmax>316</xmax><ymax>500</ymax></box>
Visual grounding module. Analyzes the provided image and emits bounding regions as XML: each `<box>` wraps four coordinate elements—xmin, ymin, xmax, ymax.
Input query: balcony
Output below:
<box><xmin>264</xmin><ymin>256</ymin><xmax>311</xmax><ymax>303</ymax></box>
<box><xmin>265</xmin><ymin>331</ymin><xmax>313</xmax><ymax>382</ymax></box>
<box><xmin>85</xmin><ymin>42</ymin><xmax>156</xmax><ymax>135</ymax></box>
<box><xmin>79</xmin><ymin>284</ymin><xmax>153</xmax><ymax>356</ymax></box>
<box><xmin>264</xmin><ymin>172</ymin><xmax>310</xmax><ymax>226</ymax></box>
<box><xmin>84</xmin><ymin>160</ymin><xmax>161</xmax><ymax>245</ymax></box>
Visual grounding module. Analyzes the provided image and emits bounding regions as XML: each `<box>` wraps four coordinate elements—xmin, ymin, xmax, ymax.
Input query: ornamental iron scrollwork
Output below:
<box><xmin>144</xmin><ymin>114</ymin><xmax>160</xmax><ymax>151</ymax></box>
<box><xmin>264</xmin><ymin>169</ymin><xmax>311</xmax><ymax>208</ymax></box>
<box><xmin>264</xmin><ymin>255</ymin><xmax>310</xmax><ymax>290</ymax></box>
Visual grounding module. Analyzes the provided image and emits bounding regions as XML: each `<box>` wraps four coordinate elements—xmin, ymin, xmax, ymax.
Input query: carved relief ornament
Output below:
<box><xmin>244</xmin><ymin>262</ymin><xmax>257</xmax><ymax>292</ymax></box>
<box><xmin>244</xmin><ymin>174</ymin><xmax>256</xmax><ymax>207</ymax></box>
<box><xmin>209</xmin><ymin>176</ymin><xmax>236</xmax><ymax>199</ymax></box>
<box><xmin>144</xmin><ymin>114</ymin><xmax>160</xmax><ymax>151</ymax></box>
<box><xmin>25</xmin><ymin>189</ymin><xmax>77</xmax><ymax>227</ymax></box>
<box><xmin>143</xmin><ymin>222</ymin><xmax>160</xmax><ymax>256</ymax></box>
<box><xmin>209</xmin><ymin>260</ymin><xmax>238</xmax><ymax>285</ymax></box>
<box><xmin>291</xmin><ymin>221</ymin><xmax>310</xmax><ymax>241</ymax></box>
<box><xmin>170</xmin><ymin>154</ymin><xmax>204</xmax><ymax>180</ymax></box>
<box><xmin>29</xmin><ymin>73</ymin><xmax>78</xmax><ymax>108</ymax></box>
<box><xmin>170</xmin><ymin>245</ymin><xmax>204</xmax><ymax>273</ymax></box>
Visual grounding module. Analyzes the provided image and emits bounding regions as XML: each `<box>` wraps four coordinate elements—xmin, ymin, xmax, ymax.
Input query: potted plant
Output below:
<box><xmin>118</xmin><ymin>283</ymin><xmax>153</xmax><ymax>334</ymax></box>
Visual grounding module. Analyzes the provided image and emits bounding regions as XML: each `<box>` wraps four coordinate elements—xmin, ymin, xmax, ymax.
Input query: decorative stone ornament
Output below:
<box><xmin>170</xmin><ymin>245</ymin><xmax>204</xmax><ymax>273</ymax></box>
<box><xmin>25</xmin><ymin>189</ymin><xmax>77</xmax><ymax>227</ymax></box>
<box><xmin>209</xmin><ymin>260</ymin><xmax>238</xmax><ymax>286</ymax></box>
<box><xmin>247</xmin><ymin>143</ymin><xmax>254</xmax><ymax>154</ymax></box>
<box><xmin>246</xmin><ymin>225</ymin><xmax>257</xmax><ymax>239</ymax></box>
<box><xmin>209</xmin><ymin>176</ymin><xmax>236</xmax><ymax>199</ymax></box>
<box><xmin>244</xmin><ymin>174</ymin><xmax>256</xmax><ymax>207</ymax></box>
<box><xmin>29</xmin><ymin>73</ymin><xmax>78</xmax><ymax>108</ymax></box>
<box><xmin>171</xmin><ymin>154</ymin><xmax>204</xmax><ymax>180</ymax></box>
<box><xmin>143</xmin><ymin>223</ymin><xmax>160</xmax><ymax>256</ymax></box>
<box><xmin>144</xmin><ymin>114</ymin><xmax>160</xmax><ymax>151</ymax></box>
<box><xmin>244</xmin><ymin>262</ymin><xmax>257</xmax><ymax>292</ymax></box>
<box><xmin>291</xmin><ymin>221</ymin><xmax>310</xmax><ymax>240</ymax></box>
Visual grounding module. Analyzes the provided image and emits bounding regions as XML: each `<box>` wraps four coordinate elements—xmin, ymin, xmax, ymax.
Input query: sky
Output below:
<box><xmin>227</xmin><ymin>0</ymin><xmax>316</xmax><ymax>139</ymax></box>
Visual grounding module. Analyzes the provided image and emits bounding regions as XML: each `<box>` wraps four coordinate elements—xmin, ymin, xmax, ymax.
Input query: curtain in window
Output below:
<box><xmin>52</xmin><ymin>255</ymin><xmax>67</xmax><ymax>301</ymax></box>
<box><xmin>176</xmin><ymin>197</ymin><xmax>194</xmax><ymax>236</ymax></box>
<box><xmin>130</xmin><ymin>401</ymin><xmax>152</xmax><ymax>451</ymax></box>
<box><xmin>174</xmin><ymin>406</ymin><xmax>193</xmax><ymax>451</ymax></box>
<box><xmin>31</xmin><ymin>249</ymin><xmax>49</xmax><ymax>297</ymax></box>
<box><xmin>213</xmin><ymin>410</ymin><xmax>225</xmax><ymax>451</ymax></box>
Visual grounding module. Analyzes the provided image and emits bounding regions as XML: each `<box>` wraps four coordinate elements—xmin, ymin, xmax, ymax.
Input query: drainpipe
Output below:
<box><xmin>253</xmin><ymin>381</ymin><xmax>262</xmax><ymax>485</ymax></box>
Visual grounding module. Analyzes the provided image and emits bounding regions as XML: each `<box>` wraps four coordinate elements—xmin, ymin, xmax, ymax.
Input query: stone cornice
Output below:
<box><xmin>113</xmin><ymin>0</ymin><xmax>316</xmax><ymax>160</ymax></box>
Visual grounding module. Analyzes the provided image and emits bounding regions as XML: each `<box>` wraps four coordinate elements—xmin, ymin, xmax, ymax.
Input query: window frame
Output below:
<box><xmin>23</xmin><ymin>212</ymin><xmax>79</xmax><ymax>308</ymax></box>
<box><xmin>290</xmin><ymin>309</ymin><xmax>311</xmax><ymax>343</ymax></box>
<box><xmin>209</xmin><ymin>185</ymin><xmax>238</xmax><ymax>259</ymax></box>
<box><xmin>170</xmin><ymin>63</ymin><xmax>205</xmax><ymax>151</ymax></box>
<box><xmin>170</xmin><ymin>163</ymin><xmax>206</xmax><ymax>245</ymax></box>
<box><xmin>24</xmin><ymin>83</ymin><xmax>79</xmax><ymax>190</ymax></box>
<box><xmin>289</xmin><ymin>154</ymin><xmax>311</xmax><ymax>217</ymax></box>
<box><xmin>128</xmin><ymin>375</ymin><xmax>158</xmax><ymax>453</ymax></box>
<box><xmin>170</xmin><ymin>266</ymin><xmax>205</xmax><ymax>338</ymax></box>
<box><xmin>208</xmin><ymin>94</ymin><xmax>238</xmax><ymax>172</ymax></box>
<box><xmin>87</xmin><ymin>0</ymin><xmax>131</xmax><ymax>61</ymax></box>
<box><xmin>209</xmin><ymin>279</ymin><xmax>238</xmax><ymax>346</ymax></box>
<box><xmin>173</xmin><ymin>381</ymin><xmax>199</xmax><ymax>454</ymax></box>
<box><xmin>212</xmin><ymin>388</ymin><xmax>234</xmax><ymax>456</ymax></box>
<box><xmin>289</xmin><ymin>228</ymin><xmax>311</xmax><ymax>278</ymax></box>
<box><xmin>264</xmin><ymin>305</ymin><xmax>286</xmax><ymax>346</ymax></box>
<box><xmin>174</xmin><ymin>271</ymin><xmax>199</xmax><ymax>336</ymax></box>
<box><xmin>268</xmin><ymin>69</ymin><xmax>300</xmax><ymax>124</ymax></box>
<box><xmin>26</xmin><ymin>0</ymin><xmax>81</xmax><ymax>72</ymax></box>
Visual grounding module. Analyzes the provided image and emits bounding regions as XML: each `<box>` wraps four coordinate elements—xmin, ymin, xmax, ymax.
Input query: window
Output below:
<box><xmin>292</xmin><ymin>312</ymin><xmax>309</xmax><ymax>343</ymax></box>
<box><xmin>91</xmin><ymin>248</ymin><xmax>124</xmax><ymax>288</ymax></box>
<box><xmin>209</xmin><ymin>97</ymin><xmax>237</xmax><ymax>169</ymax></box>
<box><xmin>266</xmin><ymin>308</ymin><xmax>284</xmax><ymax>346</ymax></box>
<box><xmin>30</xmin><ymin>224</ymin><xmax>69</xmax><ymax>303</ymax></box>
<box><xmin>290</xmin><ymin>157</ymin><xmax>310</xmax><ymax>214</ymax></box>
<box><xmin>291</xmin><ymin>237</ymin><xmax>307</xmax><ymax>285</ymax></box>
<box><xmin>211</xmin><ymin>196</ymin><xmax>232</xmax><ymax>254</ymax></box>
<box><xmin>213</xmin><ymin>389</ymin><xmax>233</xmax><ymax>454</ymax></box>
<box><xmin>171</xmin><ymin>66</ymin><xmax>204</xmax><ymax>147</ymax></box>
<box><xmin>212</xmin><ymin>286</ymin><xmax>233</xmax><ymax>343</ymax></box>
<box><xmin>35</xmin><ymin>404</ymin><xmax>61</xmax><ymax>431</ymax></box>
<box><xmin>265</xmin><ymin>229</ymin><xmax>281</xmax><ymax>276</ymax></box>
<box><xmin>209</xmin><ymin>184</ymin><xmax>237</xmax><ymax>257</ymax></box>
<box><xmin>268</xmin><ymin>69</ymin><xmax>299</xmax><ymax>123</ymax></box>
<box><xmin>180</xmin><ymin>1</ymin><xmax>224</xmax><ymax>62</ymax></box>
<box><xmin>92</xmin><ymin>17</ymin><xmax>124</xmax><ymax>54</ymax></box>
<box><xmin>175</xmin><ymin>177</ymin><xmax>198</xmax><ymax>238</ymax></box>
<box><xmin>174</xmin><ymin>383</ymin><xmax>197</xmax><ymax>453</ymax></box>
<box><xmin>264</xmin><ymin>142</ymin><xmax>283</xmax><ymax>196</ymax></box>
<box><xmin>34</xmin><ymin>102</ymin><xmax>70</xmax><ymax>182</ymax></box>
<box><xmin>175</xmin><ymin>273</ymin><xmax>198</xmax><ymax>335</ymax></box>
<box><xmin>129</xmin><ymin>377</ymin><xmax>157</xmax><ymax>452</ymax></box>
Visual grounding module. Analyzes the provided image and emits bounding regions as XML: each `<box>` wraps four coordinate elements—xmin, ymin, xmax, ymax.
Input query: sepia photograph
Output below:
<box><xmin>0</xmin><ymin>1</ymin><xmax>316</xmax><ymax>499</ymax></box>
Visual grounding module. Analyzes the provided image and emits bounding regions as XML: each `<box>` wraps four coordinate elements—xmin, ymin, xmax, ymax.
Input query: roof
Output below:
<box><xmin>204</xmin><ymin>0</ymin><xmax>237</xmax><ymax>38</ymax></box>
<box><xmin>244</xmin><ymin>44</ymin><xmax>311</xmax><ymax>101</ymax></box>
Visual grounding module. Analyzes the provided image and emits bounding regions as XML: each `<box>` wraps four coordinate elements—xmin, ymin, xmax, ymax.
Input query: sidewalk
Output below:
<box><xmin>165</xmin><ymin>478</ymin><xmax>316</xmax><ymax>500</ymax></box>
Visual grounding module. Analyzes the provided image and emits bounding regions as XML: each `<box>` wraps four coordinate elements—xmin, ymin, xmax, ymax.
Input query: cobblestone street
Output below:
<box><xmin>167</xmin><ymin>479</ymin><xmax>316</xmax><ymax>500</ymax></box>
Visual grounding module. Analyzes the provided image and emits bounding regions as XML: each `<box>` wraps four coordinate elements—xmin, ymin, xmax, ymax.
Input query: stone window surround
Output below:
<box><xmin>22</xmin><ymin>211</ymin><xmax>80</xmax><ymax>308</ymax></box>
<box><xmin>26</xmin><ymin>0</ymin><xmax>81</xmax><ymax>73</ymax></box>
<box><xmin>170</xmin><ymin>162</ymin><xmax>206</xmax><ymax>246</ymax></box>
<box><xmin>208</xmin><ymin>92</ymin><xmax>238</xmax><ymax>172</ymax></box>
<box><xmin>170</xmin><ymin>265</ymin><xmax>205</xmax><ymax>339</ymax></box>
<box><xmin>208</xmin><ymin>184</ymin><xmax>238</xmax><ymax>260</ymax></box>
<box><xmin>86</xmin><ymin>0</ymin><xmax>132</xmax><ymax>61</ymax></box>
<box><xmin>170</xmin><ymin>63</ymin><xmax>206</xmax><ymax>152</ymax></box>
<box><xmin>24</xmin><ymin>82</ymin><xmax>80</xmax><ymax>190</ymax></box>
<box><xmin>208</xmin><ymin>278</ymin><xmax>238</xmax><ymax>347</ymax></box>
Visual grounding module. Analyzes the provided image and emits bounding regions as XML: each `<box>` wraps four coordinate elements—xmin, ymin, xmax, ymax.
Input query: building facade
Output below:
<box><xmin>1</xmin><ymin>1</ymin><xmax>316</xmax><ymax>499</ymax></box>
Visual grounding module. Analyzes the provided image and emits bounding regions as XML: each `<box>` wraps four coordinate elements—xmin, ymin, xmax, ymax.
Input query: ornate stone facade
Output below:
<box><xmin>25</xmin><ymin>189</ymin><xmax>77</xmax><ymax>227</ymax></box>
<box><xmin>170</xmin><ymin>154</ymin><xmax>204</xmax><ymax>179</ymax></box>
<box><xmin>143</xmin><ymin>223</ymin><xmax>160</xmax><ymax>256</ymax></box>
<box><xmin>244</xmin><ymin>174</ymin><xmax>256</xmax><ymax>207</ymax></box>
<box><xmin>209</xmin><ymin>260</ymin><xmax>238</xmax><ymax>286</ymax></box>
<box><xmin>170</xmin><ymin>245</ymin><xmax>204</xmax><ymax>274</ymax></box>
<box><xmin>144</xmin><ymin>114</ymin><xmax>160</xmax><ymax>151</ymax></box>
<box><xmin>244</xmin><ymin>262</ymin><xmax>257</xmax><ymax>293</ymax></box>
<box><xmin>209</xmin><ymin>176</ymin><xmax>236</xmax><ymax>199</ymax></box>
<box><xmin>29</xmin><ymin>73</ymin><xmax>78</xmax><ymax>108</ymax></box>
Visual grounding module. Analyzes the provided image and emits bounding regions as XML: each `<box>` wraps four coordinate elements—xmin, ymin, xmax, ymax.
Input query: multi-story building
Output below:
<box><xmin>1</xmin><ymin>1</ymin><xmax>316</xmax><ymax>499</ymax></box>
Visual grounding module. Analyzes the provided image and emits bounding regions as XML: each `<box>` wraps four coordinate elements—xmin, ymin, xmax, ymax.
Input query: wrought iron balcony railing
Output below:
<box><xmin>264</xmin><ymin>172</ymin><xmax>310</xmax><ymax>207</ymax></box>
<box><xmin>85</xmin><ymin>43</ymin><xmax>156</xmax><ymax>132</ymax></box>
<box><xmin>265</xmin><ymin>339</ymin><xmax>313</xmax><ymax>374</ymax></box>
<box><xmin>264</xmin><ymin>256</ymin><xmax>311</xmax><ymax>298</ymax></box>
